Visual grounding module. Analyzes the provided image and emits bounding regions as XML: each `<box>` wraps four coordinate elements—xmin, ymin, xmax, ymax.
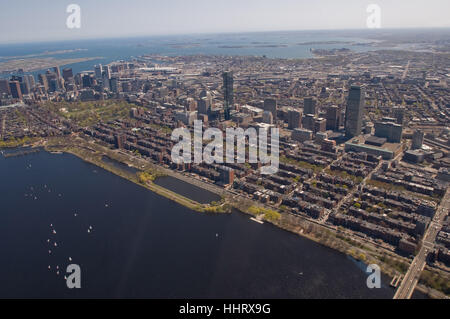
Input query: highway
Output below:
<box><xmin>394</xmin><ymin>187</ymin><xmax>450</xmax><ymax>299</ymax></box>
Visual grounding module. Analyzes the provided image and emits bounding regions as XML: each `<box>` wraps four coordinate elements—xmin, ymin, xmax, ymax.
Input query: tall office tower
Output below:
<box><xmin>110</xmin><ymin>77</ymin><xmax>119</xmax><ymax>93</ymax></box>
<box><xmin>325</xmin><ymin>105</ymin><xmax>341</xmax><ymax>130</ymax></box>
<box><xmin>94</xmin><ymin>64</ymin><xmax>103</xmax><ymax>79</ymax></box>
<box><xmin>45</xmin><ymin>70</ymin><xmax>58</xmax><ymax>85</ymax></box>
<box><xmin>11</xmin><ymin>75</ymin><xmax>23</xmax><ymax>83</ymax></box>
<box><xmin>200</xmin><ymin>89</ymin><xmax>213</xmax><ymax>106</ymax></box>
<box><xmin>314</xmin><ymin>118</ymin><xmax>327</xmax><ymax>133</ymax></box>
<box><xmin>222</xmin><ymin>71</ymin><xmax>234</xmax><ymax>120</ymax></box>
<box><xmin>38</xmin><ymin>74</ymin><xmax>49</xmax><ymax>91</ymax></box>
<box><xmin>302</xmin><ymin>114</ymin><xmax>315</xmax><ymax>132</ymax></box>
<box><xmin>52</xmin><ymin>66</ymin><xmax>61</xmax><ymax>79</ymax></box>
<box><xmin>345</xmin><ymin>85</ymin><xmax>365</xmax><ymax>138</ymax></box>
<box><xmin>23</xmin><ymin>75</ymin><xmax>35</xmax><ymax>89</ymax></box>
<box><xmin>9</xmin><ymin>81</ymin><xmax>23</xmax><ymax>99</ymax></box>
<box><xmin>0</xmin><ymin>79</ymin><xmax>11</xmax><ymax>95</ymax></box>
<box><xmin>198</xmin><ymin>97</ymin><xmax>210</xmax><ymax>115</ymax></box>
<box><xmin>262</xmin><ymin>111</ymin><xmax>274</xmax><ymax>124</ymax></box>
<box><xmin>102</xmin><ymin>73</ymin><xmax>110</xmax><ymax>90</ymax></box>
<box><xmin>20</xmin><ymin>81</ymin><xmax>30</xmax><ymax>95</ymax></box>
<box><xmin>304</xmin><ymin>97</ymin><xmax>317</xmax><ymax>115</ymax></box>
<box><xmin>62</xmin><ymin>68</ymin><xmax>74</xmax><ymax>82</ymax></box>
<box><xmin>103</xmin><ymin>65</ymin><xmax>111</xmax><ymax>80</ymax></box>
<box><xmin>82</xmin><ymin>74</ymin><xmax>94</xmax><ymax>88</ymax></box>
<box><xmin>412</xmin><ymin>130</ymin><xmax>424</xmax><ymax>150</ymax></box>
<box><xmin>264</xmin><ymin>98</ymin><xmax>277</xmax><ymax>122</ymax></box>
<box><xmin>288</xmin><ymin>109</ymin><xmax>302</xmax><ymax>129</ymax></box>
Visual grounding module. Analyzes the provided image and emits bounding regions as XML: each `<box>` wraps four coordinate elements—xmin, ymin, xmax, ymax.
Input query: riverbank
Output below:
<box><xmin>42</xmin><ymin>137</ymin><xmax>231</xmax><ymax>215</ymax></box>
<box><xmin>1</xmin><ymin>135</ymin><xmax>447</xmax><ymax>298</ymax></box>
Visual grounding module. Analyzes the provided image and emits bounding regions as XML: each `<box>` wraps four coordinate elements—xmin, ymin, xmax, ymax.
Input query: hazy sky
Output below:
<box><xmin>1</xmin><ymin>0</ymin><xmax>449</xmax><ymax>44</ymax></box>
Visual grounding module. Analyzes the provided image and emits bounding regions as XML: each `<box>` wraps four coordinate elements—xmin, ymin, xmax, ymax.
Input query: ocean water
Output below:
<box><xmin>0</xmin><ymin>30</ymin><xmax>384</xmax><ymax>77</ymax></box>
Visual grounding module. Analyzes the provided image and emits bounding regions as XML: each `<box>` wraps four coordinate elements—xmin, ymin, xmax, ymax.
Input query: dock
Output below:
<box><xmin>390</xmin><ymin>275</ymin><xmax>403</xmax><ymax>288</ymax></box>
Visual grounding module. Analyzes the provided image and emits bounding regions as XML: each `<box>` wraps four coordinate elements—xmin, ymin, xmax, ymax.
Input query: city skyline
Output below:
<box><xmin>1</xmin><ymin>0</ymin><xmax>450</xmax><ymax>44</ymax></box>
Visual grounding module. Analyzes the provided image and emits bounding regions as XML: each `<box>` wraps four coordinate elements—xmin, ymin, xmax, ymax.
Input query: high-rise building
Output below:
<box><xmin>325</xmin><ymin>105</ymin><xmax>341</xmax><ymax>130</ymax></box>
<box><xmin>110</xmin><ymin>77</ymin><xmax>119</xmax><ymax>93</ymax></box>
<box><xmin>82</xmin><ymin>74</ymin><xmax>94</xmax><ymax>88</ymax></box>
<box><xmin>304</xmin><ymin>97</ymin><xmax>317</xmax><ymax>115</ymax></box>
<box><xmin>288</xmin><ymin>109</ymin><xmax>302</xmax><ymax>129</ymax></box>
<box><xmin>49</xmin><ymin>78</ymin><xmax>60</xmax><ymax>92</ymax></box>
<box><xmin>102</xmin><ymin>74</ymin><xmax>110</xmax><ymax>90</ymax></box>
<box><xmin>222</xmin><ymin>71</ymin><xmax>234</xmax><ymax>120</ymax></box>
<box><xmin>345</xmin><ymin>86</ymin><xmax>365</xmax><ymax>138</ymax></box>
<box><xmin>38</xmin><ymin>74</ymin><xmax>49</xmax><ymax>91</ymax></box>
<box><xmin>9</xmin><ymin>81</ymin><xmax>22</xmax><ymax>99</ymax></box>
<box><xmin>62</xmin><ymin>68</ymin><xmax>74</xmax><ymax>82</ymax></box>
<box><xmin>103</xmin><ymin>65</ymin><xmax>111</xmax><ymax>80</ymax></box>
<box><xmin>412</xmin><ymin>130</ymin><xmax>424</xmax><ymax>150</ymax></box>
<box><xmin>23</xmin><ymin>75</ymin><xmax>35</xmax><ymax>90</ymax></box>
<box><xmin>94</xmin><ymin>64</ymin><xmax>103</xmax><ymax>79</ymax></box>
<box><xmin>262</xmin><ymin>111</ymin><xmax>274</xmax><ymax>124</ymax></box>
<box><xmin>302</xmin><ymin>114</ymin><xmax>315</xmax><ymax>132</ymax></box>
<box><xmin>0</xmin><ymin>79</ymin><xmax>10</xmax><ymax>95</ymax></box>
<box><xmin>263</xmin><ymin>98</ymin><xmax>277</xmax><ymax>122</ymax></box>
<box><xmin>314</xmin><ymin>118</ymin><xmax>327</xmax><ymax>133</ymax></box>
<box><xmin>198</xmin><ymin>97</ymin><xmax>210</xmax><ymax>115</ymax></box>
<box><xmin>219</xmin><ymin>166</ymin><xmax>234</xmax><ymax>186</ymax></box>
<box><xmin>199</xmin><ymin>90</ymin><xmax>212</xmax><ymax>106</ymax></box>
<box><xmin>20</xmin><ymin>81</ymin><xmax>30</xmax><ymax>95</ymax></box>
<box><xmin>52</xmin><ymin>66</ymin><xmax>61</xmax><ymax>79</ymax></box>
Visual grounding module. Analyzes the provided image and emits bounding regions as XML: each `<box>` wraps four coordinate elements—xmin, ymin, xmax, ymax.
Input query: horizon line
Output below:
<box><xmin>1</xmin><ymin>26</ymin><xmax>450</xmax><ymax>46</ymax></box>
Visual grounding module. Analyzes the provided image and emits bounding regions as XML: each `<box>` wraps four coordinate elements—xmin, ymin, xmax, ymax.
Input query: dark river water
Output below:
<box><xmin>154</xmin><ymin>176</ymin><xmax>221</xmax><ymax>204</ymax></box>
<box><xmin>0</xmin><ymin>150</ymin><xmax>400</xmax><ymax>298</ymax></box>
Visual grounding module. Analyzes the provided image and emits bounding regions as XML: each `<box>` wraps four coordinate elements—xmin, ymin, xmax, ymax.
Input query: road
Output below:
<box><xmin>0</xmin><ymin>114</ymin><xmax>5</xmax><ymax>139</ymax></box>
<box><xmin>402</xmin><ymin>60</ymin><xmax>411</xmax><ymax>81</ymax></box>
<box><xmin>394</xmin><ymin>187</ymin><xmax>450</xmax><ymax>299</ymax></box>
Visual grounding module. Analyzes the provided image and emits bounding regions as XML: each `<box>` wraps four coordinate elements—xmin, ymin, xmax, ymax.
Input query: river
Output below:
<box><xmin>0</xmin><ymin>149</ymin><xmax>399</xmax><ymax>298</ymax></box>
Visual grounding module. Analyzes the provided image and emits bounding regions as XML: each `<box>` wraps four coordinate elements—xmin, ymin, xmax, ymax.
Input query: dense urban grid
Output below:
<box><xmin>0</xmin><ymin>47</ymin><xmax>449</xmax><ymax>298</ymax></box>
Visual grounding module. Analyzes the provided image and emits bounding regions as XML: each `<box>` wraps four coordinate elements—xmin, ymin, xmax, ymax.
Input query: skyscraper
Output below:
<box><xmin>345</xmin><ymin>86</ymin><xmax>365</xmax><ymax>138</ymax></box>
<box><xmin>0</xmin><ymin>79</ymin><xmax>11</xmax><ymax>95</ymax></box>
<box><xmin>263</xmin><ymin>98</ymin><xmax>277</xmax><ymax>122</ymax></box>
<box><xmin>95</xmin><ymin>64</ymin><xmax>103</xmax><ymax>79</ymax></box>
<box><xmin>304</xmin><ymin>97</ymin><xmax>317</xmax><ymax>115</ymax></box>
<box><xmin>325</xmin><ymin>105</ymin><xmax>340</xmax><ymax>131</ymax></box>
<box><xmin>302</xmin><ymin>114</ymin><xmax>315</xmax><ymax>132</ymax></box>
<box><xmin>110</xmin><ymin>77</ymin><xmax>119</xmax><ymax>93</ymax></box>
<box><xmin>288</xmin><ymin>109</ymin><xmax>302</xmax><ymax>129</ymax></box>
<box><xmin>62</xmin><ymin>68</ymin><xmax>74</xmax><ymax>82</ymax></box>
<box><xmin>412</xmin><ymin>130</ymin><xmax>424</xmax><ymax>150</ymax></box>
<box><xmin>53</xmin><ymin>66</ymin><xmax>61</xmax><ymax>79</ymax></box>
<box><xmin>262</xmin><ymin>110</ymin><xmax>274</xmax><ymax>124</ymax></box>
<box><xmin>9</xmin><ymin>81</ymin><xmax>22</xmax><ymax>99</ymax></box>
<box><xmin>222</xmin><ymin>71</ymin><xmax>234</xmax><ymax>121</ymax></box>
<box><xmin>38</xmin><ymin>74</ymin><xmax>49</xmax><ymax>91</ymax></box>
<box><xmin>23</xmin><ymin>75</ymin><xmax>35</xmax><ymax>90</ymax></box>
